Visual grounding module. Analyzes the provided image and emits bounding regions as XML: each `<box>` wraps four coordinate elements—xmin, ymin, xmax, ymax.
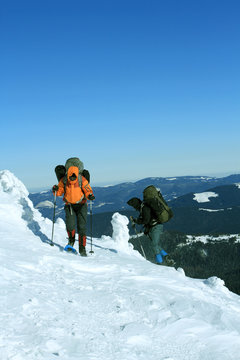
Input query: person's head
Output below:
<box><xmin>127</xmin><ymin>197</ymin><xmax>142</xmax><ymax>211</ymax></box>
<box><xmin>69</xmin><ymin>173</ymin><xmax>77</xmax><ymax>181</ymax></box>
<box><xmin>67</xmin><ymin>166</ymin><xmax>79</xmax><ymax>182</ymax></box>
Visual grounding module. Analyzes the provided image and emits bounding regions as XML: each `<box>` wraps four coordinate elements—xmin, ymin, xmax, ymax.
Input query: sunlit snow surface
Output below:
<box><xmin>1</xmin><ymin>170</ymin><xmax>240</xmax><ymax>360</ymax></box>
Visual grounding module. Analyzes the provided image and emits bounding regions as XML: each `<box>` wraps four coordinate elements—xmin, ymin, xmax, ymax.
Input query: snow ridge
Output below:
<box><xmin>0</xmin><ymin>170</ymin><xmax>56</xmax><ymax>245</ymax></box>
<box><xmin>0</xmin><ymin>169</ymin><xmax>29</xmax><ymax>199</ymax></box>
<box><xmin>0</xmin><ymin>170</ymin><xmax>240</xmax><ymax>360</ymax></box>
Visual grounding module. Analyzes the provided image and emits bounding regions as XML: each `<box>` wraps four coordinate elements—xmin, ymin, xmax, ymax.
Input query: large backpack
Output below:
<box><xmin>55</xmin><ymin>157</ymin><xmax>90</xmax><ymax>189</ymax></box>
<box><xmin>65</xmin><ymin>157</ymin><xmax>84</xmax><ymax>174</ymax></box>
<box><xmin>143</xmin><ymin>185</ymin><xmax>173</xmax><ymax>224</ymax></box>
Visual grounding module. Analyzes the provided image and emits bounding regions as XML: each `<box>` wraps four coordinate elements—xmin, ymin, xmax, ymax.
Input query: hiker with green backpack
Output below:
<box><xmin>52</xmin><ymin>157</ymin><xmax>95</xmax><ymax>256</ymax></box>
<box><xmin>127</xmin><ymin>185</ymin><xmax>175</xmax><ymax>266</ymax></box>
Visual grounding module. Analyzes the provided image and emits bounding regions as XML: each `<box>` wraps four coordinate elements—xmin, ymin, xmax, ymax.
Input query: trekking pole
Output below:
<box><xmin>130</xmin><ymin>217</ymin><xmax>146</xmax><ymax>259</ymax></box>
<box><xmin>89</xmin><ymin>200</ymin><xmax>94</xmax><ymax>254</ymax></box>
<box><xmin>50</xmin><ymin>191</ymin><xmax>57</xmax><ymax>246</ymax></box>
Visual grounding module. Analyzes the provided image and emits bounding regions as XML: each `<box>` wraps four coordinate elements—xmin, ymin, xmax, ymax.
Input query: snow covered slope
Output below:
<box><xmin>1</xmin><ymin>170</ymin><xmax>240</xmax><ymax>360</ymax></box>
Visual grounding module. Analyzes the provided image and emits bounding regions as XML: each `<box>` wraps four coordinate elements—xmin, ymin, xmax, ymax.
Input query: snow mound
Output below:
<box><xmin>112</xmin><ymin>213</ymin><xmax>130</xmax><ymax>251</ymax></box>
<box><xmin>204</xmin><ymin>276</ymin><xmax>225</xmax><ymax>289</ymax></box>
<box><xmin>0</xmin><ymin>169</ymin><xmax>29</xmax><ymax>200</ymax></box>
<box><xmin>0</xmin><ymin>170</ymin><xmax>56</xmax><ymax>245</ymax></box>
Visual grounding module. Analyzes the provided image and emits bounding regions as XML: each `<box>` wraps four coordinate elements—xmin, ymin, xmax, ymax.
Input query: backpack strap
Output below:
<box><xmin>78</xmin><ymin>175</ymin><xmax>82</xmax><ymax>189</ymax></box>
<box><xmin>62</xmin><ymin>174</ymin><xmax>83</xmax><ymax>195</ymax></box>
<box><xmin>142</xmin><ymin>201</ymin><xmax>158</xmax><ymax>226</ymax></box>
<box><xmin>62</xmin><ymin>175</ymin><xmax>67</xmax><ymax>193</ymax></box>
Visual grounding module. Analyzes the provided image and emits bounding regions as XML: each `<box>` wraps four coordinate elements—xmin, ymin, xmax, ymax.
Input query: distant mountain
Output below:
<box><xmin>165</xmin><ymin>206</ymin><xmax>240</xmax><ymax>235</ymax></box>
<box><xmin>164</xmin><ymin>183</ymin><xmax>240</xmax><ymax>234</ymax></box>
<box><xmin>170</xmin><ymin>183</ymin><xmax>240</xmax><ymax>209</ymax></box>
<box><xmin>89</xmin><ymin>183</ymin><xmax>240</xmax><ymax>236</ymax></box>
<box><xmin>29</xmin><ymin>175</ymin><xmax>240</xmax><ymax>237</ymax></box>
<box><xmin>29</xmin><ymin>174</ymin><xmax>240</xmax><ymax>219</ymax></box>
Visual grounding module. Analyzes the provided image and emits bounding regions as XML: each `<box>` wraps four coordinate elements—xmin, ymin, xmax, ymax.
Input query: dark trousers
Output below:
<box><xmin>64</xmin><ymin>203</ymin><xmax>88</xmax><ymax>237</ymax></box>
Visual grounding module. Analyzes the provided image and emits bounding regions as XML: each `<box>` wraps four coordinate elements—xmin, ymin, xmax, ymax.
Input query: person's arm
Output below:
<box><xmin>135</xmin><ymin>205</ymin><xmax>151</xmax><ymax>225</ymax></box>
<box><xmin>82</xmin><ymin>176</ymin><xmax>95</xmax><ymax>200</ymax></box>
<box><xmin>52</xmin><ymin>179</ymin><xmax>64</xmax><ymax>196</ymax></box>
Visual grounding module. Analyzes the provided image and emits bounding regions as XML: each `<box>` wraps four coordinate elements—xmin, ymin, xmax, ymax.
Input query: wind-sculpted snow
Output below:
<box><xmin>0</xmin><ymin>169</ymin><xmax>29</xmax><ymax>199</ymax></box>
<box><xmin>111</xmin><ymin>212</ymin><xmax>135</xmax><ymax>255</ymax></box>
<box><xmin>0</xmin><ymin>170</ymin><xmax>59</xmax><ymax>245</ymax></box>
<box><xmin>1</xmin><ymin>170</ymin><xmax>240</xmax><ymax>360</ymax></box>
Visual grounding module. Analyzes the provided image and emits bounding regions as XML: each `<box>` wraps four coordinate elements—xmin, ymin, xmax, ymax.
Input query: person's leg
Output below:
<box><xmin>64</xmin><ymin>205</ymin><xmax>76</xmax><ymax>246</ymax></box>
<box><xmin>149</xmin><ymin>224</ymin><xmax>164</xmax><ymax>263</ymax></box>
<box><xmin>149</xmin><ymin>224</ymin><xmax>175</xmax><ymax>265</ymax></box>
<box><xmin>76</xmin><ymin>203</ymin><xmax>88</xmax><ymax>256</ymax></box>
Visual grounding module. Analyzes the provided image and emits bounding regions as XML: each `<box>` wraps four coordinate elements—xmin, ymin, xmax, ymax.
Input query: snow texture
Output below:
<box><xmin>1</xmin><ymin>170</ymin><xmax>240</xmax><ymax>360</ymax></box>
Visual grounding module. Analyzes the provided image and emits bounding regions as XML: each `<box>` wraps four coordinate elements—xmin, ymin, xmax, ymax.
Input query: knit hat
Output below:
<box><xmin>127</xmin><ymin>197</ymin><xmax>142</xmax><ymax>210</ymax></box>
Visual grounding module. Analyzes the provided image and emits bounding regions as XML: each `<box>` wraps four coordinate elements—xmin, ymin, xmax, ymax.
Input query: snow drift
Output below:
<box><xmin>0</xmin><ymin>170</ymin><xmax>240</xmax><ymax>360</ymax></box>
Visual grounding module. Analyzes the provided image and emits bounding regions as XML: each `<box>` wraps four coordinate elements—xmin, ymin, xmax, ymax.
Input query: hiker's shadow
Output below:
<box><xmin>89</xmin><ymin>241</ymin><xmax>118</xmax><ymax>254</ymax></box>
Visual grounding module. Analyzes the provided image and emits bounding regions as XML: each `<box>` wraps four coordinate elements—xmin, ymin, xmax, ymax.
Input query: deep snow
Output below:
<box><xmin>1</xmin><ymin>170</ymin><xmax>240</xmax><ymax>360</ymax></box>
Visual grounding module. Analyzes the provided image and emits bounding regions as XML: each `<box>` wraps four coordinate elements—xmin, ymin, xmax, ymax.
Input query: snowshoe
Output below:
<box><xmin>64</xmin><ymin>244</ymin><xmax>78</xmax><ymax>254</ymax></box>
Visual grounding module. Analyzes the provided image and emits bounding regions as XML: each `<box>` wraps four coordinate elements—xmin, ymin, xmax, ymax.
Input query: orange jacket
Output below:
<box><xmin>55</xmin><ymin>166</ymin><xmax>94</xmax><ymax>204</ymax></box>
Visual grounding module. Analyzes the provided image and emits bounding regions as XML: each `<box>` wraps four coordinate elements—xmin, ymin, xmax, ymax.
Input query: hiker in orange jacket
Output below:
<box><xmin>52</xmin><ymin>165</ymin><xmax>95</xmax><ymax>256</ymax></box>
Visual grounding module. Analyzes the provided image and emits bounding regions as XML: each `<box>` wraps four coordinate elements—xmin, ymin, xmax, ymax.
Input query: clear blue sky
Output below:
<box><xmin>1</xmin><ymin>0</ymin><xmax>240</xmax><ymax>190</ymax></box>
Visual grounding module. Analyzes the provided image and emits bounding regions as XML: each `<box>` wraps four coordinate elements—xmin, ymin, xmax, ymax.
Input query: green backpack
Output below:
<box><xmin>143</xmin><ymin>185</ymin><xmax>173</xmax><ymax>224</ymax></box>
<box><xmin>65</xmin><ymin>157</ymin><xmax>84</xmax><ymax>174</ymax></box>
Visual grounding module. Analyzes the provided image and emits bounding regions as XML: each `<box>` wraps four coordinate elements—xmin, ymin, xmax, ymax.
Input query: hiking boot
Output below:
<box><xmin>68</xmin><ymin>239</ymin><xmax>75</xmax><ymax>247</ymax></box>
<box><xmin>79</xmin><ymin>245</ymin><xmax>87</xmax><ymax>257</ymax></box>
<box><xmin>67</xmin><ymin>230</ymin><xmax>75</xmax><ymax>247</ymax></box>
<box><xmin>162</xmin><ymin>255</ymin><xmax>175</xmax><ymax>267</ymax></box>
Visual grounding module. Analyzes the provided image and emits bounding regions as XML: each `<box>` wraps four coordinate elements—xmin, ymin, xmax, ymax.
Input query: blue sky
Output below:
<box><xmin>1</xmin><ymin>0</ymin><xmax>240</xmax><ymax>190</ymax></box>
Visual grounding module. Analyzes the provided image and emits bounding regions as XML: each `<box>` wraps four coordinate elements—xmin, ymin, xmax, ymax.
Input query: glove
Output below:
<box><xmin>88</xmin><ymin>194</ymin><xmax>95</xmax><ymax>201</ymax></box>
<box><xmin>52</xmin><ymin>185</ymin><xmax>59</xmax><ymax>192</ymax></box>
<box><xmin>130</xmin><ymin>216</ymin><xmax>136</xmax><ymax>224</ymax></box>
